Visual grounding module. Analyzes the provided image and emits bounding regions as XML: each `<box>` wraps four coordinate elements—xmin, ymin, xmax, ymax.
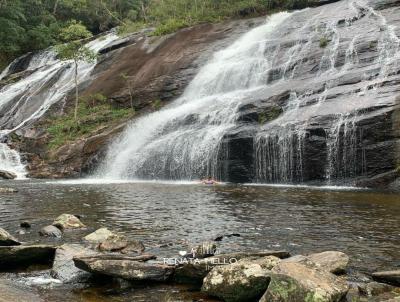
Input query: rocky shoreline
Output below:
<box><xmin>1</xmin><ymin>214</ymin><xmax>400</xmax><ymax>302</ymax></box>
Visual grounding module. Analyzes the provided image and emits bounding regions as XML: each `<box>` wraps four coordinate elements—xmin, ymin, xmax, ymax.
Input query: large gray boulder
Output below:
<box><xmin>0</xmin><ymin>245</ymin><xmax>56</xmax><ymax>269</ymax></box>
<box><xmin>73</xmin><ymin>254</ymin><xmax>172</xmax><ymax>281</ymax></box>
<box><xmin>52</xmin><ymin>214</ymin><xmax>86</xmax><ymax>230</ymax></box>
<box><xmin>0</xmin><ymin>228</ymin><xmax>20</xmax><ymax>246</ymax></box>
<box><xmin>51</xmin><ymin>244</ymin><xmax>96</xmax><ymax>283</ymax></box>
<box><xmin>0</xmin><ymin>170</ymin><xmax>17</xmax><ymax>180</ymax></box>
<box><xmin>174</xmin><ymin>250</ymin><xmax>289</xmax><ymax>284</ymax></box>
<box><xmin>260</xmin><ymin>260</ymin><xmax>349</xmax><ymax>302</ymax></box>
<box><xmin>283</xmin><ymin>251</ymin><xmax>349</xmax><ymax>274</ymax></box>
<box><xmin>84</xmin><ymin>227</ymin><xmax>114</xmax><ymax>244</ymax></box>
<box><xmin>39</xmin><ymin>225</ymin><xmax>62</xmax><ymax>238</ymax></box>
<box><xmin>201</xmin><ymin>256</ymin><xmax>279</xmax><ymax>302</ymax></box>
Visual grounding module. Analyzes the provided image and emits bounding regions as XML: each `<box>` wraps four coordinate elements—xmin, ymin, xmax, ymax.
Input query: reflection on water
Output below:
<box><xmin>0</xmin><ymin>180</ymin><xmax>400</xmax><ymax>301</ymax></box>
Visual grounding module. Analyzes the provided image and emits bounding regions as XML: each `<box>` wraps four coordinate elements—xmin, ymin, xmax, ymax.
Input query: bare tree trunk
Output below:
<box><xmin>74</xmin><ymin>60</ymin><xmax>79</xmax><ymax>121</ymax></box>
<box><xmin>53</xmin><ymin>0</ymin><xmax>59</xmax><ymax>15</ymax></box>
<box><xmin>128</xmin><ymin>86</ymin><xmax>134</xmax><ymax>110</ymax></box>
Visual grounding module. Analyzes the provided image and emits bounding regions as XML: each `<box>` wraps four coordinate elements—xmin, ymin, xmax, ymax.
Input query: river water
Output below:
<box><xmin>0</xmin><ymin>180</ymin><xmax>399</xmax><ymax>301</ymax></box>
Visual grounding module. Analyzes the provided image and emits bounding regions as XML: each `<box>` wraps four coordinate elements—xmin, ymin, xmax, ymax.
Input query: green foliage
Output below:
<box><xmin>258</xmin><ymin>106</ymin><xmax>282</xmax><ymax>124</ymax></box>
<box><xmin>0</xmin><ymin>0</ymin><xmax>313</xmax><ymax>65</ymax></box>
<box><xmin>47</xmin><ymin>93</ymin><xmax>134</xmax><ymax>149</ymax></box>
<box><xmin>152</xmin><ymin>99</ymin><xmax>162</xmax><ymax>109</ymax></box>
<box><xmin>152</xmin><ymin>19</ymin><xmax>188</xmax><ymax>36</ymax></box>
<box><xmin>319</xmin><ymin>36</ymin><xmax>329</xmax><ymax>48</ymax></box>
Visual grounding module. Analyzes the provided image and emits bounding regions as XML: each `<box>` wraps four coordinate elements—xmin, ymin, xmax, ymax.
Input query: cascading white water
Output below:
<box><xmin>99</xmin><ymin>12</ymin><xmax>292</xmax><ymax>180</ymax></box>
<box><xmin>254</xmin><ymin>0</ymin><xmax>400</xmax><ymax>184</ymax></box>
<box><xmin>0</xmin><ymin>32</ymin><xmax>120</xmax><ymax>178</ymax></box>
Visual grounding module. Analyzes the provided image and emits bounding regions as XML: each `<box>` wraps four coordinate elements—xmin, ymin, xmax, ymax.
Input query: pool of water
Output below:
<box><xmin>0</xmin><ymin>179</ymin><xmax>399</xmax><ymax>301</ymax></box>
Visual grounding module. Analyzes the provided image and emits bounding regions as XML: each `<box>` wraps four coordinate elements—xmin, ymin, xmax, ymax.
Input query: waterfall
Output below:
<box><xmin>0</xmin><ymin>32</ymin><xmax>120</xmax><ymax>178</ymax></box>
<box><xmin>98</xmin><ymin>12</ymin><xmax>292</xmax><ymax>180</ymax></box>
<box><xmin>253</xmin><ymin>0</ymin><xmax>400</xmax><ymax>185</ymax></box>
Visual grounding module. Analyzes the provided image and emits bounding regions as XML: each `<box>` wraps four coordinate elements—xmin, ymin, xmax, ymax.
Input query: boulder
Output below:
<box><xmin>98</xmin><ymin>234</ymin><xmax>128</xmax><ymax>252</ymax></box>
<box><xmin>0</xmin><ymin>279</ymin><xmax>43</xmax><ymax>302</ymax></box>
<box><xmin>20</xmin><ymin>221</ymin><xmax>31</xmax><ymax>228</ymax></box>
<box><xmin>51</xmin><ymin>244</ymin><xmax>96</xmax><ymax>283</ymax></box>
<box><xmin>84</xmin><ymin>227</ymin><xmax>114</xmax><ymax>244</ymax></box>
<box><xmin>52</xmin><ymin>214</ymin><xmax>86</xmax><ymax>230</ymax></box>
<box><xmin>260</xmin><ymin>261</ymin><xmax>349</xmax><ymax>302</ymax></box>
<box><xmin>73</xmin><ymin>254</ymin><xmax>172</xmax><ymax>281</ymax></box>
<box><xmin>0</xmin><ymin>228</ymin><xmax>20</xmax><ymax>246</ymax></box>
<box><xmin>121</xmin><ymin>240</ymin><xmax>145</xmax><ymax>254</ymax></box>
<box><xmin>372</xmin><ymin>270</ymin><xmax>400</xmax><ymax>286</ymax></box>
<box><xmin>358</xmin><ymin>281</ymin><xmax>396</xmax><ymax>297</ymax></box>
<box><xmin>201</xmin><ymin>256</ymin><xmax>279</xmax><ymax>302</ymax></box>
<box><xmin>0</xmin><ymin>170</ymin><xmax>17</xmax><ymax>180</ymax></box>
<box><xmin>284</xmin><ymin>251</ymin><xmax>349</xmax><ymax>274</ymax></box>
<box><xmin>39</xmin><ymin>225</ymin><xmax>62</xmax><ymax>238</ymax></box>
<box><xmin>0</xmin><ymin>188</ymin><xmax>18</xmax><ymax>193</ymax></box>
<box><xmin>174</xmin><ymin>250</ymin><xmax>289</xmax><ymax>284</ymax></box>
<box><xmin>0</xmin><ymin>245</ymin><xmax>56</xmax><ymax>269</ymax></box>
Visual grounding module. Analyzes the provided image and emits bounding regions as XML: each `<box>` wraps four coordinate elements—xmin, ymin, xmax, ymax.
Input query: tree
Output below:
<box><xmin>120</xmin><ymin>72</ymin><xmax>135</xmax><ymax>110</ymax></box>
<box><xmin>55</xmin><ymin>21</ymin><xmax>96</xmax><ymax>120</ymax></box>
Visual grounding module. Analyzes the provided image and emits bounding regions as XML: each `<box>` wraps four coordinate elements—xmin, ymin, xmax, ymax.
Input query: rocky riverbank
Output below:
<box><xmin>1</xmin><ymin>214</ymin><xmax>400</xmax><ymax>302</ymax></box>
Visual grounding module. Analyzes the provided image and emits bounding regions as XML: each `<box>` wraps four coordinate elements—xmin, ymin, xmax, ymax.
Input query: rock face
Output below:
<box><xmin>52</xmin><ymin>214</ymin><xmax>86</xmax><ymax>230</ymax></box>
<box><xmin>1</xmin><ymin>0</ymin><xmax>399</xmax><ymax>187</ymax></box>
<box><xmin>51</xmin><ymin>244</ymin><xmax>96</xmax><ymax>283</ymax></box>
<box><xmin>260</xmin><ymin>261</ymin><xmax>349</xmax><ymax>302</ymax></box>
<box><xmin>0</xmin><ymin>228</ymin><xmax>20</xmax><ymax>246</ymax></box>
<box><xmin>39</xmin><ymin>225</ymin><xmax>62</xmax><ymax>238</ymax></box>
<box><xmin>0</xmin><ymin>170</ymin><xmax>17</xmax><ymax>180</ymax></box>
<box><xmin>73</xmin><ymin>255</ymin><xmax>172</xmax><ymax>281</ymax></box>
<box><xmin>372</xmin><ymin>270</ymin><xmax>400</xmax><ymax>286</ymax></box>
<box><xmin>201</xmin><ymin>256</ymin><xmax>280</xmax><ymax>302</ymax></box>
<box><xmin>174</xmin><ymin>250</ymin><xmax>289</xmax><ymax>284</ymax></box>
<box><xmin>0</xmin><ymin>245</ymin><xmax>56</xmax><ymax>269</ymax></box>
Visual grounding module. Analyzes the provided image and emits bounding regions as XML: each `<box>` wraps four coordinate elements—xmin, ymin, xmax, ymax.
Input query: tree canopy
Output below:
<box><xmin>0</xmin><ymin>0</ymin><xmax>310</xmax><ymax>69</ymax></box>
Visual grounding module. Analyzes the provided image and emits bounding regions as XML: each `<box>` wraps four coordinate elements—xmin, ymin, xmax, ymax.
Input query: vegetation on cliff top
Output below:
<box><xmin>1</xmin><ymin>0</ymin><xmax>311</xmax><ymax>68</ymax></box>
<box><xmin>47</xmin><ymin>93</ymin><xmax>134</xmax><ymax>150</ymax></box>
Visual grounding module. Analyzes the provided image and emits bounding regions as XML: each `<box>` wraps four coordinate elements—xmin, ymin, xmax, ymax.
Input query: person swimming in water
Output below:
<box><xmin>202</xmin><ymin>176</ymin><xmax>218</xmax><ymax>185</ymax></box>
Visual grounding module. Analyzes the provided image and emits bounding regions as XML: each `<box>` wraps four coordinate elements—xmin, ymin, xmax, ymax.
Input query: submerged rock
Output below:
<box><xmin>201</xmin><ymin>256</ymin><xmax>279</xmax><ymax>302</ymax></box>
<box><xmin>52</xmin><ymin>214</ymin><xmax>86</xmax><ymax>230</ymax></box>
<box><xmin>73</xmin><ymin>254</ymin><xmax>172</xmax><ymax>281</ymax></box>
<box><xmin>372</xmin><ymin>270</ymin><xmax>400</xmax><ymax>286</ymax></box>
<box><xmin>39</xmin><ymin>225</ymin><xmax>62</xmax><ymax>238</ymax></box>
<box><xmin>84</xmin><ymin>227</ymin><xmax>114</xmax><ymax>244</ymax></box>
<box><xmin>0</xmin><ymin>170</ymin><xmax>17</xmax><ymax>180</ymax></box>
<box><xmin>0</xmin><ymin>228</ymin><xmax>20</xmax><ymax>246</ymax></box>
<box><xmin>0</xmin><ymin>187</ymin><xmax>18</xmax><ymax>193</ymax></box>
<box><xmin>0</xmin><ymin>245</ymin><xmax>56</xmax><ymax>269</ymax></box>
<box><xmin>260</xmin><ymin>260</ymin><xmax>348</xmax><ymax>302</ymax></box>
<box><xmin>51</xmin><ymin>244</ymin><xmax>96</xmax><ymax>283</ymax></box>
<box><xmin>0</xmin><ymin>279</ymin><xmax>43</xmax><ymax>302</ymax></box>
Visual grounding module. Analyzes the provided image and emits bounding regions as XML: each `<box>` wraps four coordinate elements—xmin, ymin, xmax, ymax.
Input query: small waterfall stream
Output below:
<box><xmin>0</xmin><ymin>33</ymin><xmax>119</xmax><ymax>178</ymax></box>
